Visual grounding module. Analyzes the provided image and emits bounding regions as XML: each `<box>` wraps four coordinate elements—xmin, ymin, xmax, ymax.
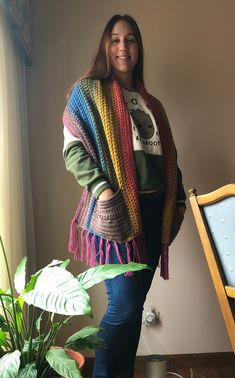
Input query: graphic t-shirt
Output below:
<box><xmin>122</xmin><ymin>88</ymin><xmax>165</xmax><ymax>194</ymax></box>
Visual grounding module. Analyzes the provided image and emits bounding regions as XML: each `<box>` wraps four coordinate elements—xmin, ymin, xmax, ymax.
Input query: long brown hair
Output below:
<box><xmin>85</xmin><ymin>14</ymin><xmax>144</xmax><ymax>83</ymax></box>
<box><xmin>66</xmin><ymin>15</ymin><xmax>144</xmax><ymax>99</ymax></box>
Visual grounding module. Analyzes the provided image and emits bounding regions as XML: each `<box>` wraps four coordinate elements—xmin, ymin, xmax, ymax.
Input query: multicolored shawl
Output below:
<box><xmin>63</xmin><ymin>77</ymin><xmax>180</xmax><ymax>279</ymax></box>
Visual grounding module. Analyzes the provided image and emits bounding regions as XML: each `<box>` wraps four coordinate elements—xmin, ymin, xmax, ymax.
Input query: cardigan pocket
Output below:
<box><xmin>90</xmin><ymin>189</ymin><xmax>132</xmax><ymax>242</ymax></box>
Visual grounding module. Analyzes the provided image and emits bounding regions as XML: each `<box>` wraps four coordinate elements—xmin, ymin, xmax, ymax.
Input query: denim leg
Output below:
<box><xmin>93</xmin><ymin>195</ymin><xmax>164</xmax><ymax>378</ymax></box>
<box><xmin>114</xmin><ymin>274</ymin><xmax>157</xmax><ymax>378</ymax></box>
<box><xmin>114</xmin><ymin>196</ymin><xmax>164</xmax><ymax>377</ymax></box>
<box><xmin>113</xmin><ymin>272</ymin><xmax>152</xmax><ymax>378</ymax></box>
<box><xmin>93</xmin><ymin>271</ymin><xmax>146</xmax><ymax>378</ymax></box>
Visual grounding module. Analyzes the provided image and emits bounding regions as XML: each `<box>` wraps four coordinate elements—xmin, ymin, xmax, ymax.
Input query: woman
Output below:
<box><xmin>63</xmin><ymin>14</ymin><xmax>186</xmax><ymax>378</ymax></box>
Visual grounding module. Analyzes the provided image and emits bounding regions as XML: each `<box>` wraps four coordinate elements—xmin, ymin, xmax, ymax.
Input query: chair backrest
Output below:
<box><xmin>189</xmin><ymin>184</ymin><xmax>235</xmax><ymax>352</ymax></box>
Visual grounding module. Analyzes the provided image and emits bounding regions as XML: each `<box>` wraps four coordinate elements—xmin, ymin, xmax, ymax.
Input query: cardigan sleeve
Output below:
<box><xmin>63</xmin><ymin>83</ymin><xmax>113</xmax><ymax>198</ymax></box>
<box><xmin>63</xmin><ymin>127</ymin><xmax>112</xmax><ymax>199</ymax></box>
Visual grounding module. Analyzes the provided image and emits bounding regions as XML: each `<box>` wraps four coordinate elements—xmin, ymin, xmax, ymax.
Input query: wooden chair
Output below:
<box><xmin>189</xmin><ymin>184</ymin><xmax>235</xmax><ymax>352</ymax></box>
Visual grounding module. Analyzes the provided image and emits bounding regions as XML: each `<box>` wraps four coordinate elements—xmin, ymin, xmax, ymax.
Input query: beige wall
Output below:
<box><xmin>27</xmin><ymin>0</ymin><xmax>235</xmax><ymax>355</ymax></box>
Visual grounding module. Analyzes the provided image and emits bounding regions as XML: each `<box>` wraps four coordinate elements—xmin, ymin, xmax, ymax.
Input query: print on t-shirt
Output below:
<box><xmin>123</xmin><ymin>90</ymin><xmax>162</xmax><ymax>156</ymax></box>
<box><xmin>121</xmin><ymin>88</ymin><xmax>165</xmax><ymax>193</ymax></box>
<box><xmin>130</xmin><ymin>109</ymin><xmax>154</xmax><ymax>139</ymax></box>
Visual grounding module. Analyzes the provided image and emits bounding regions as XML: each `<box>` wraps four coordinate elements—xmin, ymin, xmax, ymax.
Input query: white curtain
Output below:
<box><xmin>0</xmin><ymin>8</ymin><xmax>35</xmax><ymax>289</ymax></box>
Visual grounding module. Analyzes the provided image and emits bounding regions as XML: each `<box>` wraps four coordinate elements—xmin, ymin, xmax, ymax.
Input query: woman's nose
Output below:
<box><xmin>119</xmin><ymin>40</ymin><xmax>128</xmax><ymax>51</ymax></box>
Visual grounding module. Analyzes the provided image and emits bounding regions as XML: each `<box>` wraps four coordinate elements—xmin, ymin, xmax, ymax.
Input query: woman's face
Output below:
<box><xmin>108</xmin><ymin>20</ymin><xmax>139</xmax><ymax>84</ymax></box>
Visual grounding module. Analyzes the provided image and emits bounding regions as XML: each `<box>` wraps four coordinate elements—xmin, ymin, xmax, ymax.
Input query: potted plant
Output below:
<box><xmin>0</xmin><ymin>236</ymin><xmax>148</xmax><ymax>377</ymax></box>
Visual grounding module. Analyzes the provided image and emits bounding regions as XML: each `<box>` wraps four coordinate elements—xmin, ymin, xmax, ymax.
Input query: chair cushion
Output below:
<box><xmin>203</xmin><ymin>196</ymin><xmax>235</xmax><ymax>286</ymax></box>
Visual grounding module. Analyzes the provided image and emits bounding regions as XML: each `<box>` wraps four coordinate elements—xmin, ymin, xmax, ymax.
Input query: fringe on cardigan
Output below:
<box><xmin>69</xmin><ymin>218</ymin><xmax>147</xmax><ymax>277</ymax></box>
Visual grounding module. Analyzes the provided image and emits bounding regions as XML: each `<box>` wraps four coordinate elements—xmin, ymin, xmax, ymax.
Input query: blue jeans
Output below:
<box><xmin>93</xmin><ymin>195</ymin><xmax>164</xmax><ymax>378</ymax></box>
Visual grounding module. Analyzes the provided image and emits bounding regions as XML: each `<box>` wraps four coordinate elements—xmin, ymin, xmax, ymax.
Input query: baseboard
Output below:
<box><xmin>148</xmin><ymin>352</ymin><xmax>235</xmax><ymax>369</ymax></box>
<box><xmin>83</xmin><ymin>352</ymin><xmax>235</xmax><ymax>375</ymax></box>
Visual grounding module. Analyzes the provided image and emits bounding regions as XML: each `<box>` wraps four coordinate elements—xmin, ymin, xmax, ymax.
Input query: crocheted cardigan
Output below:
<box><xmin>63</xmin><ymin>77</ymin><xmax>184</xmax><ymax>279</ymax></box>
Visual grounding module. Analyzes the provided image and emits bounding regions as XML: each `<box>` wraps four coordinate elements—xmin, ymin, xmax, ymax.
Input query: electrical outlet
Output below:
<box><xmin>142</xmin><ymin>307</ymin><xmax>159</xmax><ymax>326</ymax></box>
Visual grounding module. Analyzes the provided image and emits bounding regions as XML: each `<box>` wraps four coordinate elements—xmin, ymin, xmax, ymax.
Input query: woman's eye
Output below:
<box><xmin>111</xmin><ymin>39</ymin><xmax>119</xmax><ymax>44</ymax></box>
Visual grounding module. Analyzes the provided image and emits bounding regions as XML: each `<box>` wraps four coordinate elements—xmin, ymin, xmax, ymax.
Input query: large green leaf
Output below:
<box><xmin>14</xmin><ymin>257</ymin><xmax>27</xmax><ymax>294</ymax></box>
<box><xmin>0</xmin><ymin>350</ymin><xmax>21</xmax><ymax>378</ymax></box>
<box><xmin>46</xmin><ymin>348</ymin><xmax>82</xmax><ymax>378</ymax></box>
<box><xmin>23</xmin><ymin>272</ymin><xmax>42</xmax><ymax>294</ymax></box>
<box><xmin>65</xmin><ymin>325</ymin><xmax>101</xmax><ymax>344</ymax></box>
<box><xmin>18</xmin><ymin>362</ymin><xmax>37</xmax><ymax>378</ymax></box>
<box><xmin>66</xmin><ymin>334</ymin><xmax>105</xmax><ymax>351</ymax></box>
<box><xmin>77</xmin><ymin>263</ymin><xmax>149</xmax><ymax>289</ymax></box>
<box><xmin>65</xmin><ymin>325</ymin><xmax>105</xmax><ymax>351</ymax></box>
<box><xmin>23</xmin><ymin>259</ymin><xmax>64</xmax><ymax>295</ymax></box>
<box><xmin>23</xmin><ymin>267</ymin><xmax>92</xmax><ymax>316</ymax></box>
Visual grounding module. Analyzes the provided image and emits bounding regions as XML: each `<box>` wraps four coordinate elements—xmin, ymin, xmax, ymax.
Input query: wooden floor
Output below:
<box><xmin>83</xmin><ymin>352</ymin><xmax>235</xmax><ymax>378</ymax></box>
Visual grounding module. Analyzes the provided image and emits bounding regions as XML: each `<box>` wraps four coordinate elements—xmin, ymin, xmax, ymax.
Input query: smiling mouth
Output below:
<box><xmin>116</xmin><ymin>56</ymin><xmax>130</xmax><ymax>60</ymax></box>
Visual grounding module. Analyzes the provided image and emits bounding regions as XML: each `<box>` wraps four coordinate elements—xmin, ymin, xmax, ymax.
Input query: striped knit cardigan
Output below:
<box><xmin>63</xmin><ymin>77</ymin><xmax>184</xmax><ymax>279</ymax></box>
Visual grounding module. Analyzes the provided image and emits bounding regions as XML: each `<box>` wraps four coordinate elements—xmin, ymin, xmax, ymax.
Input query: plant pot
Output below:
<box><xmin>64</xmin><ymin>348</ymin><xmax>85</xmax><ymax>370</ymax></box>
<box><xmin>51</xmin><ymin>347</ymin><xmax>85</xmax><ymax>377</ymax></box>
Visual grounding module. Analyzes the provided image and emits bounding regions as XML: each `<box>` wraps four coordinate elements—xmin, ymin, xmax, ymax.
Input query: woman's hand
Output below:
<box><xmin>98</xmin><ymin>188</ymin><xmax>114</xmax><ymax>200</ymax></box>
